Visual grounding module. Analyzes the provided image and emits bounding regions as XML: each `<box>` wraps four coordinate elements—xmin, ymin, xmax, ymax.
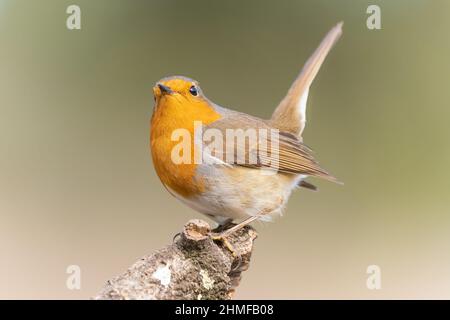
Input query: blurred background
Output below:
<box><xmin>1</xmin><ymin>0</ymin><xmax>450</xmax><ymax>299</ymax></box>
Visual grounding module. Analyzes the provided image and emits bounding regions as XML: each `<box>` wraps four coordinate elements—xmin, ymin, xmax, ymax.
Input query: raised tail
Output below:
<box><xmin>270</xmin><ymin>22</ymin><xmax>343</xmax><ymax>138</ymax></box>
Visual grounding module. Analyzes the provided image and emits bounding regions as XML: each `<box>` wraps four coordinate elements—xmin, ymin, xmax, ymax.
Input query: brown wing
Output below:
<box><xmin>203</xmin><ymin>113</ymin><xmax>338</xmax><ymax>183</ymax></box>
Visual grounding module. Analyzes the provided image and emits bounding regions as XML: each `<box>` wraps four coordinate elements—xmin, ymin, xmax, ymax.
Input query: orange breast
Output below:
<box><xmin>150</xmin><ymin>95</ymin><xmax>221</xmax><ymax>197</ymax></box>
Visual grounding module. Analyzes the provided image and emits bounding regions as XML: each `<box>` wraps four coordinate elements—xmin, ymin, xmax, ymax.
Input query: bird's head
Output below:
<box><xmin>151</xmin><ymin>76</ymin><xmax>221</xmax><ymax>130</ymax></box>
<box><xmin>153</xmin><ymin>76</ymin><xmax>206</xmax><ymax>106</ymax></box>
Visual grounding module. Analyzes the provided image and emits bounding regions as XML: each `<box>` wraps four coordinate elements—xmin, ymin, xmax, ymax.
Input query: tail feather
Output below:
<box><xmin>270</xmin><ymin>22</ymin><xmax>343</xmax><ymax>138</ymax></box>
<box><xmin>298</xmin><ymin>180</ymin><xmax>318</xmax><ymax>191</ymax></box>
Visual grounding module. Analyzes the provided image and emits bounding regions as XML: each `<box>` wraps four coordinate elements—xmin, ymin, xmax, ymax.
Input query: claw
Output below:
<box><xmin>172</xmin><ymin>232</ymin><xmax>181</xmax><ymax>243</ymax></box>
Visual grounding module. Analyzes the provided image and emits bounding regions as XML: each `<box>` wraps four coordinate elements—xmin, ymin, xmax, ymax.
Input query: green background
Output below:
<box><xmin>1</xmin><ymin>0</ymin><xmax>449</xmax><ymax>298</ymax></box>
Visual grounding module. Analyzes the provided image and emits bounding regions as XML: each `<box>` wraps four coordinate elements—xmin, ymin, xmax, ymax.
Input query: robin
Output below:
<box><xmin>150</xmin><ymin>23</ymin><xmax>343</xmax><ymax>238</ymax></box>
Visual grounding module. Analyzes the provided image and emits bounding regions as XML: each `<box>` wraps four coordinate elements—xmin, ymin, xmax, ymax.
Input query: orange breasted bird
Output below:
<box><xmin>150</xmin><ymin>23</ymin><xmax>343</xmax><ymax>236</ymax></box>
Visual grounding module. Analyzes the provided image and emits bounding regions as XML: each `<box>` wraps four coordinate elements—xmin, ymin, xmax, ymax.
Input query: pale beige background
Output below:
<box><xmin>1</xmin><ymin>0</ymin><xmax>450</xmax><ymax>299</ymax></box>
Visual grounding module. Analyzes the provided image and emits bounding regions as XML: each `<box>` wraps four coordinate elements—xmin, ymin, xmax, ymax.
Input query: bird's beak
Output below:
<box><xmin>158</xmin><ymin>83</ymin><xmax>173</xmax><ymax>95</ymax></box>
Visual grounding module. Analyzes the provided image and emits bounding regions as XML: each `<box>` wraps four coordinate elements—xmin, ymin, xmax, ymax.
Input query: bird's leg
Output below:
<box><xmin>213</xmin><ymin>218</ymin><xmax>235</xmax><ymax>233</ymax></box>
<box><xmin>216</xmin><ymin>215</ymin><xmax>260</xmax><ymax>238</ymax></box>
<box><xmin>211</xmin><ymin>215</ymin><xmax>259</xmax><ymax>240</ymax></box>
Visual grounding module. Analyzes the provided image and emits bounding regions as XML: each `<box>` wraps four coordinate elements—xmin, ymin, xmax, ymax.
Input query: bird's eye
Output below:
<box><xmin>189</xmin><ymin>85</ymin><xmax>198</xmax><ymax>96</ymax></box>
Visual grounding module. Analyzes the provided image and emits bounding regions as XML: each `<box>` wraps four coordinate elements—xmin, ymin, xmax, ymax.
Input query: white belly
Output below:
<box><xmin>171</xmin><ymin>164</ymin><xmax>304</xmax><ymax>224</ymax></box>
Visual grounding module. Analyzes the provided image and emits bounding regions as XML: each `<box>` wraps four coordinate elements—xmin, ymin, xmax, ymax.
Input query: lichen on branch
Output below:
<box><xmin>94</xmin><ymin>219</ymin><xmax>257</xmax><ymax>300</ymax></box>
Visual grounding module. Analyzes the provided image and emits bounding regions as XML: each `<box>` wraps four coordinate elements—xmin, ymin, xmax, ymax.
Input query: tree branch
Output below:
<box><xmin>94</xmin><ymin>219</ymin><xmax>258</xmax><ymax>300</ymax></box>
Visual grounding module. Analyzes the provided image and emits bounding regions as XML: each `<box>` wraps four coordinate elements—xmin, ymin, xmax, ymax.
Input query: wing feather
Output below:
<box><xmin>203</xmin><ymin>114</ymin><xmax>338</xmax><ymax>183</ymax></box>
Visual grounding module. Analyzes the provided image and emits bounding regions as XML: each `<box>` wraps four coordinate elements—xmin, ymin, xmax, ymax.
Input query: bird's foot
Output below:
<box><xmin>211</xmin><ymin>232</ymin><xmax>237</xmax><ymax>257</ymax></box>
<box><xmin>211</xmin><ymin>215</ymin><xmax>261</xmax><ymax>271</ymax></box>
<box><xmin>210</xmin><ymin>232</ymin><xmax>242</xmax><ymax>271</ymax></box>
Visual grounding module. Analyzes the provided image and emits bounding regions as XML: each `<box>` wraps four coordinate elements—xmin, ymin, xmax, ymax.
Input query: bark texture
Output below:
<box><xmin>94</xmin><ymin>219</ymin><xmax>257</xmax><ymax>300</ymax></box>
